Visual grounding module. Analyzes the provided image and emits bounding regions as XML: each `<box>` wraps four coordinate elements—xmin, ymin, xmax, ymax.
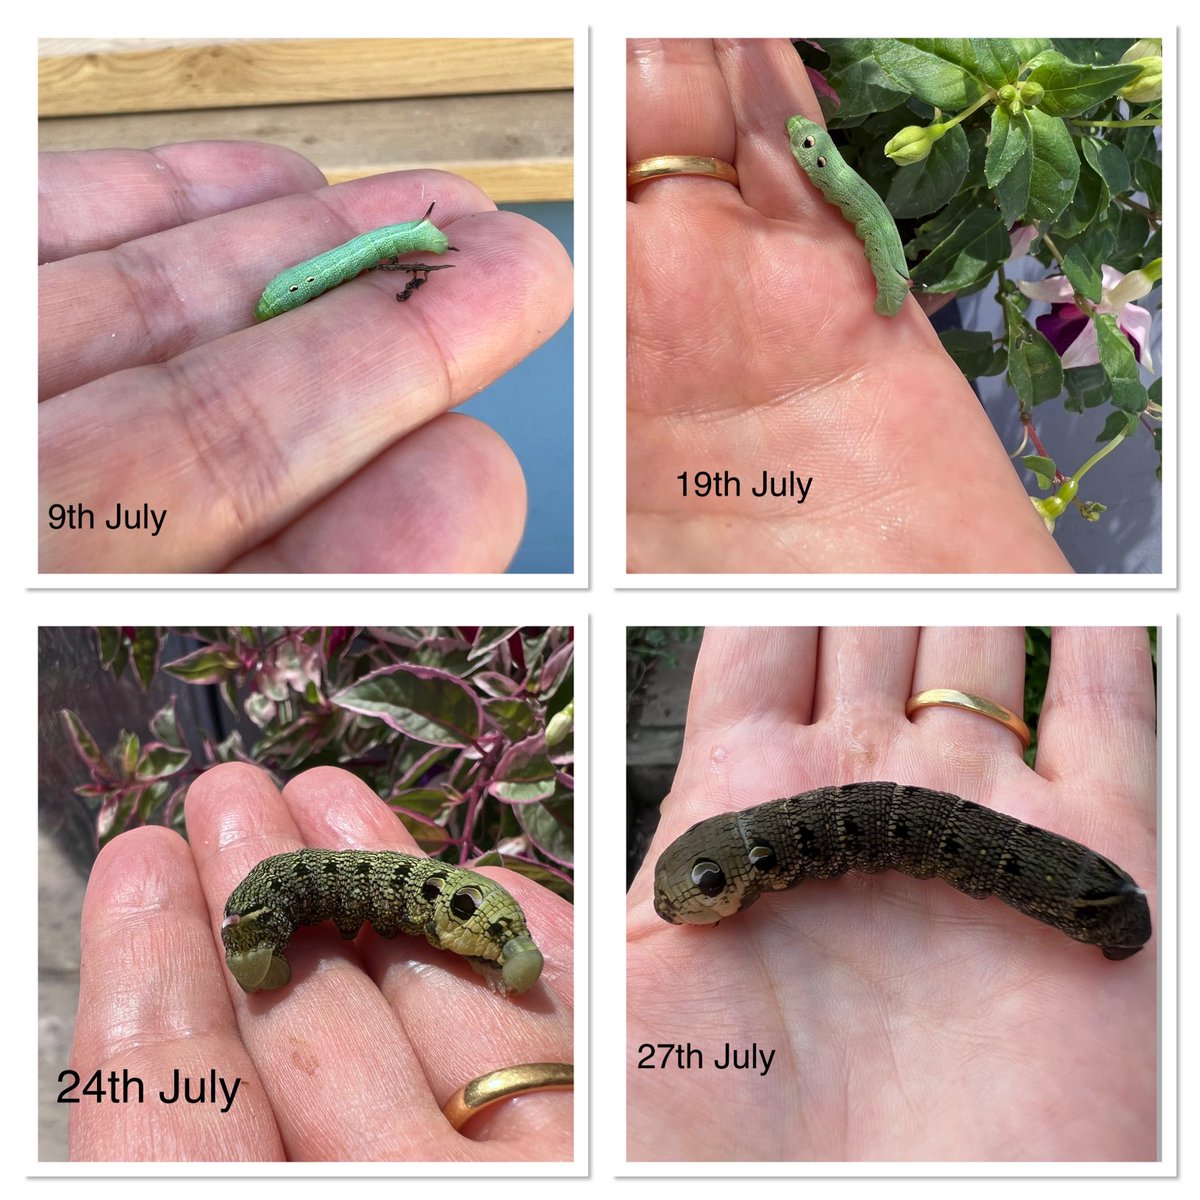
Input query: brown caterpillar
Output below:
<box><xmin>653</xmin><ymin>783</ymin><xmax>1151</xmax><ymax>959</ymax></box>
<box><xmin>222</xmin><ymin>850</ymin><xmax>543</xmax><ymax>995</ymax></box>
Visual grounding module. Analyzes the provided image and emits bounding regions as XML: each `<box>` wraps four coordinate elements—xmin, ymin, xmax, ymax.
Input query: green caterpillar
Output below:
<box><xmin>786</xmin><ymin>115</ymin><xmax>912</xmax><ymax>317</ymax></box>
<box><xmin>221</xmin><ymin>849</ymin><xmax>544</xmax><ymax>995</ymax></box>
<box><xmin>253</xmin><ymin>202</ymin><xmax>456</xmax><ymax>320</ymax></box>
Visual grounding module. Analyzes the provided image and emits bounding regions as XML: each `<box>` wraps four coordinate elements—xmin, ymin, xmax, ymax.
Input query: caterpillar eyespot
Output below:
<box><xmin>786</xmin><ymin>115</ymin><xmax>913</xmax><ymax>317</ymax></box>
<box><xmin>253</xmin><ymin>202</ymin><xmax>457</xmax><ymax>321</ymax></box>
<box><xmin>653</xmin><ymin>782</ymin><xmax>1152</xmax><ymax>960</ymax></box>
<box><xmin>221</xmin><ymin>849</ymin><xmax>544</xmax><ymax>995</ymax></box>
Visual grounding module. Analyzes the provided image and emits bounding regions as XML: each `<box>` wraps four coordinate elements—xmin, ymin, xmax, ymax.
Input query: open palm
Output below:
<box><xmin>627</xmin><ymin>39</ymin><xmax>1070</xmax><ymax>573</ymax></box>
<box><xmin>627</xmin><ymin>627</ymin><xmax>1155</xmax><ymax>1161</ymax></box>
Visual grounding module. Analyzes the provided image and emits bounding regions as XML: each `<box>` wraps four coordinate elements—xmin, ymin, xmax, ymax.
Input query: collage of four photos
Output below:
<box><xmin>33</xmin><ymin>31</ymin><xmax>1175</xmax><ymax>1178</ymax></box>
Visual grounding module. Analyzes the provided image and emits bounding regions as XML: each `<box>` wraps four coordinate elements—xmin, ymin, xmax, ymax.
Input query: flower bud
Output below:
<box><xmin>884</xmin><ymin>123</ymin><xmax>944</xmax><ymax>165</ymax></box>
<box><xmin>1119</xmin><ymin>57</ymin><xmax>1162</xmax><ymax>103</ymax></box>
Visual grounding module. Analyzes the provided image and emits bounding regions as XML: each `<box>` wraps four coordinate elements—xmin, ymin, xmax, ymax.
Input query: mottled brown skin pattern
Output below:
<box><xmin>222</xmin><ymin>849</ymin><xmax>543</xmax><ymax>994</ymax></box>
<box><xmin>654</xmin><ymin>783</ymin><xmax>1151</xmax><ymax>959</ymax></box>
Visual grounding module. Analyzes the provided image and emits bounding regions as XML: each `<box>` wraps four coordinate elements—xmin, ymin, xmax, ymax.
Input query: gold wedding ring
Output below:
<box><xmin>906</xmin><ymin>688</ymin><xmax>1031</xmax><ymax>751</ymax></box>
<box><xmin>441</xmin><ymin>1062</ymin><xmax>574</xmax><ymax>1133</ymax></box>
<box><xmin>627</xmin><ymin>155</ymin><xmax>739</xmax><ymax>189</ymax></box>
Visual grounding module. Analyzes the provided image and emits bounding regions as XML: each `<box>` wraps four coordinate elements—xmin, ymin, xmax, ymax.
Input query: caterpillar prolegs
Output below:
<box><xmin>653</xmin><ymin>782</ymin><xmax>1151</xmax><ymax>959</ymax></box>
<box><xmin>786</xmin><ymin>115</ymin><xmax>912</xmax><ymax>317</ymax></box>
<box><xmin>222</xmin><ymin>850</ymin><xmax>543</xmax><ymax>995</ymax></box>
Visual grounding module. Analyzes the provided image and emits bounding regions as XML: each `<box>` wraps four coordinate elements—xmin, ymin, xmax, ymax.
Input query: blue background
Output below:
<box><xmin>458</xmin><ymin>201</ymin><xmax>574</xmax><ymax>575</ymax></box>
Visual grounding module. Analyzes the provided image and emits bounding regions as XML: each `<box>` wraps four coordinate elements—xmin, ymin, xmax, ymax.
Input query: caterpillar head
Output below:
<box><xmin>653</xmin><ymin>813</ymin><xmax>769</xmax><ymax>925</ymax></box>
<box><xmin>222</xmin><ymin>909</ymin><xmax>293</xmax><ymax>992</ymax></box>
<box><xmin>785</xmin><ymin>115</ymin><xmax>835</xmax><ymax>173</ymax></box>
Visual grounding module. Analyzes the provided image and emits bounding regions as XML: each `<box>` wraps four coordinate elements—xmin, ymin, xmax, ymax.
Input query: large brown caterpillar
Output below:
<box><xmin>653</xmin><ymin>783</ymin><xmax>1151</xmax><ymax>959</ymax></box>
<box><xmin>222</xmin><ymin>850</ymin><xmax>543</xmax><ymax>995</ymax></box>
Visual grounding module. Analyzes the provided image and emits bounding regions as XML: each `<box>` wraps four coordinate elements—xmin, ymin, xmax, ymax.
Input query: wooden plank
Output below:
<box><xmin>39</xmin><ymin>38</ymin><xmax>573</xmax><ymax>118</ymax></box>
<box><xmin>38</xmin><ymin>92</ymin><xmax>574</xmax><ymax>203</ymax></box>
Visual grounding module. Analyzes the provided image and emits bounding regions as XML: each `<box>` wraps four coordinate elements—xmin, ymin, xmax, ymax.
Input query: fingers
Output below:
<box><xmin>38</xmin><ymin>142</ymin><xmax>327</xmax><ymax>261</ymax></box>
<box><xmin>186</xmin><ymin>764</ymin><xmax>572</xmax><ymax>1161</ymax></box>
<box><xmin>39</xmin><ymin>206</ymin><xmax>570</xmax><ymax>572</ymax></box>
<box><xmin>69</xmin><ymin>825</ymin><xmax>283</xmax><ymax>1161</ymax></box>
<box><xmin>627</xmin><ymin>39</ymin><xmax>733</xmax><ymax>165</ymax></box>
<box><xmin>686</xmin><ymin>626</ymin><xmax>818</xmax><ymax>731</ymax></box>
<box><xmin>227</xmin><ymin>414</ymin><xmax>527</xmax><ymax>573</ymax></box>
<box><xmin>712</xmin><ymin>38</ymin><xmax>826</xmax><ymax>217</ymax></box>
<box><xmin>907</xmin><ymin>627</ymin><xmax>1029</xmax><ymax>765</ymax></box>
<box><xmin>811</xmin><ymin>627</ymin><xmax>920</xmax><ymax>719</ymax></box>
<box><xmin>39</xmin><ymin>170</ymin><xmax>493</xmax><ymax>397</ymax></box>
<box><xmin>1034</xmin><ymin>628</ymin><xmax>1157</xmax><ymax>842</ymax></box>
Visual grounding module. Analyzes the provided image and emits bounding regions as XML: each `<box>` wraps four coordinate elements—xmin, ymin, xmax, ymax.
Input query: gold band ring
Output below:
<box><xmin>906</xmin><ymin>688</ymin><xmax>1031</xmax><ymax>751</ymax></box>
<box><xmin>627</xmin><ymin>155</ymin><xmax>739</xmax><ymax>189</ymax></box>
<box><xmin>441</xmin><ymin>1062</ymin><xmax>574</xmax><ymax>1133</ymax></box>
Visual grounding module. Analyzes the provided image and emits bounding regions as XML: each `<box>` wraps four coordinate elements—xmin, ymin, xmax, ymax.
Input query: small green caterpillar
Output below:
<box><xmin>221</xmin><ymin>849</ymin><xmax>543</xmax><ymax>995</ymax></box>
<box><xmin>786</xmin><ymin>115</ymin><xmax>912</xmax><ymax>317</ymax></box>
<box><xmin>254</xmin><ymin>202</ymin><xmax>457</xmax><ymax>320</ymax></box>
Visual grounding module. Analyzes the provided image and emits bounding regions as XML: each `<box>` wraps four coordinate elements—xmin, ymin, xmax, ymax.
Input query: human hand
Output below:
<box><xmin>627</xmin><ymin>627</ymin><xmax>1155</xmax><ymax>1161</ymax></box>
<box><xmin>626</xmin><ymin>40</ymin><xmax>1071</xmax><ymax>573</ymax></box>
<box><xmin>40</xmin><ymin>143</ymin><xmax>573</xmax><ymax>572</ymax></box>
<box><xmin>69</xmin><ymin>764</ymin><xmax>573</xmax><ymax>1161</ymax></box>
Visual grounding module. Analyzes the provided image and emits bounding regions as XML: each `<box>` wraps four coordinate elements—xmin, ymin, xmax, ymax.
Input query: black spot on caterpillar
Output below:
<box><xmin>653</xmin><ymin>783</ymin><xmax>1151</xmax><ymax>959</ymax></box>
<box><xmin>222</xmin><ymin>850</ymin><xmax>543</xmax><ymax>995</ymax></box>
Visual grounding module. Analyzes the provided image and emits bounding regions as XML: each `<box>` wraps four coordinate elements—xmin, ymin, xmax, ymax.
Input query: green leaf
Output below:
<box><xmin>1052</xmin><ymin>159</ymin><xmax>1108</xmax><ymax>239</ymax></box>
<box><xmin>59</xmin><ymin>709</ymin><xmax>107</xmax><ymax>776</ymax></box>
<box><xmin>1021</xmin><ymin>455</ymin><xmax>1057</xmax><ymax>489</ymax></box>
<box><xmin>1004</xmin><ymin>296</ymin><xmax>1064</xmax><ymax>405</ymax></box>
<box><xmin>1096</xmin><ymin>409</ymin><xmax>1140</xmax><ymax>443</ymax></box>
<box><xmin>910</xmin><ymin>208</ymin><xmax>1009</xmax><ymax>291</ymax></box>
<box><xmin>967</xmin><ymin>39</ymin><xmax>1021</xmax><ymax>87</ymax></box>
<box><xmin>332</xmin><ymin>664</ymin><xmax>484</xmax><ymax>747</ymax></box>
<box><xmin>135</xmin><ymin>744</ymin><xmax>191</xmax><ymax>780</ymax></box>
<box><xmin>1063</xmin><ymin>364</ymin><xmax>1110</xmax><ymax>411</ymax></box>
<box><xmin>1025</xmin><ymin>108</ymin><xmax>1081</xmax><ymax>223</ymax></box>
<box><xmin>164</xmin><ymin>645</ymin><xmax>242</xmax><ymax>683</ymax></box>
<box><xmin>994</xmin><ymin>151</ymin><xmax>1033</xmax><ymax>226</ymax></box>
<box><xmin>131</xmin><ymin>629</ymin><xmax>161</xmax><ymax>691</ymax></box>
<box><xmin>96</xmin><ymin>627</ymin><xmax>124</xmax><ymax>669</ymax></box>
<box><xmin>489</xmin><ymin>733</ymin><xmax>557</xmax><ymax>804</ymax></box>
<box><xmin>1080</xmin><ymin>136</ymin><xmax>1132</xmax><ymax>196</ymax></box>
<box><xmin>1026</xmin><ymin>52</ymin><xmax>1143</xmax><ymax>117</ymax></box>
<box><xmin>515</xmin><ymin>793</ymin><xmax>574</xmax><ymax>867</ymax></box>
<box><xmin>483</xmin><ymin>697</ymin><xmax>538</xmax><ymax>740</ymax></box>
<box><xmin>148</xmin><ymin>700</ymin><xmax>183</xmax><ymax>749</ymax></box>
<box><xmin>986</xmin><ymin>107</ymin><xmax>1031</xmax><ymax>187</ymax></box>
<box><xmin>1061</xmin><ymin>244</ymin><xmax>1103</xmax><ymax>303</ymax></box>
<box><xmin>1011</xmin><ymin>39</ymin><xmax>1054</xmax><ymax>64</ymax></box>
<box><xmin>937</xmin><ymin>329</ymin><xmax>1004</xmax><ymax>378</ymax></box>
<box><xmin>1094</xmin><ymin>313</ymin><xmax>1149</xmax><ymax>413</ymax></box>
<box><xmin>387</xmin><ymin>788</ymin><xmax>454</xmax><ymax>817</ymax></box>
<box><xmin>467</xmin><ymin>627</ymin><xmax>520</xmax><ymax>660</ymax></box>
<box><xmin>819</xmin><ymin>39</ymin><xmax>910</xmax><ymax>122</ymax></box>
<box><xmin>885</xmin><ymin>123</ymin><xmax>969</xmax><ymax>218</ymax></box>
<box><xmin>472</xmin><ymin>853</ymin><xmax>574</xmax><ymax>902</ymax></box>
<box><xmin>872</xmin><ymin>39</ymin><xmax>988</xmax><ymax>109</ymax></box>
<box><xmin>118</xmin><ymin>731</ymin><xmax>140</xmax><ymax>779</ymax></box>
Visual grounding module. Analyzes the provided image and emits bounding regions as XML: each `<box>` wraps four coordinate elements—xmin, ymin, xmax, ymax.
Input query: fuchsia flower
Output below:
<box><xmin>1018</xmin><ymin>263</ymin><xmax>1155</xmax><ymax>370</ymax></box>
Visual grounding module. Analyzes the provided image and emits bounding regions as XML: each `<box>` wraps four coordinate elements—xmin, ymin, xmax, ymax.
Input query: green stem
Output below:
<box><xmin>942</xmin><ymin>92</ymin><xmax>994</xmax><ymax>131</ymax></box>
<box><xmin>1072</xmin><ymin>428</ymin><xmax>1129</xmax><ymax>483</ymax></box>
<box><xmin>1070</xmin><ymin>117</ymin><xmax>1160</xmax><ymax>128</ymax></box>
